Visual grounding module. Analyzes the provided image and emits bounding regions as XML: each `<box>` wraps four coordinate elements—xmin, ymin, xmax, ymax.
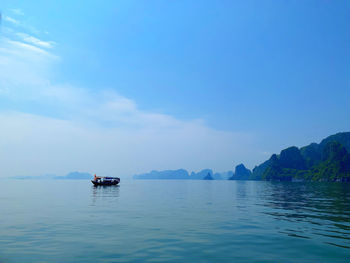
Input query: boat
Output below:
<box><xmin>91</xmin><ymin>174</ymin><xmax>120</xmax><ymax>186</ymax></box>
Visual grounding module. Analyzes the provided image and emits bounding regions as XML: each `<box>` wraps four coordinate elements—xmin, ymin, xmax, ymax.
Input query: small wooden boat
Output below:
<box><xmin>91</xmin><ymin>174</ymin><xmax>120</xmax><ymax>186</ymax></box>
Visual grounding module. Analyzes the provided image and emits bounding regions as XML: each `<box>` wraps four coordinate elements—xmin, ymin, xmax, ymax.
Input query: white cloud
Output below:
<box><xmin>10</xmin><ymin>9</ymin><xmax>24</xmax><ymax>16</ymax></box>
<box><xmin>2</xmin><ymin>10</ymin><xmax>40</xmax><ymax>35</ymax></box>
<box><xmin>0</xmin><ymin>15</ymin><xmax>260</xmax><ymax>178</ymax></box>
<box><xmin>0</xmin><ymin>36</ymin><xmax>58</xmax><ymax>95</ymax></box>
<box><xmin>6</xmin><ymin>38</ymin><xmax>53</xmax><ymax>55</ymax></box>
<box><xmin>16</xmin><ymin>33</ymin><xmax>55</xmax><ymax>49</ymax></box>
<box><xmin>0</xmin><ymin>111</ymin><xmax>255</xmax><ymax>178</ymax></box>
<box><xmin>3</xmin><ymin>16</ymin><xmax>20</xmax><ymax>25</ymax></box>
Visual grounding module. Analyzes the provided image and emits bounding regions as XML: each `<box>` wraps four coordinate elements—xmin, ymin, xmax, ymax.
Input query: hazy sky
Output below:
<box><xmin>0</xmin><ymin>1</ymin><xmax>349</xmax><ymax>177</ymax></box>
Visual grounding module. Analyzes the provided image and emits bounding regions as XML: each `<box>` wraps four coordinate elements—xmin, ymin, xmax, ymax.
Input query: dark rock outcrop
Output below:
<box><xmin>203</xmin><ymin>173</ymin><xmax>214</xmax><ymax>180</ymax></box>
<box><xmin>229</xmin><ymin>164</ymin><xmax>252</xmax><ymax>180</ymax></box>
<box><xmin>279</xmin><ymin>146</ymin><xmax>306</xmax><ymax>170</ymax></box>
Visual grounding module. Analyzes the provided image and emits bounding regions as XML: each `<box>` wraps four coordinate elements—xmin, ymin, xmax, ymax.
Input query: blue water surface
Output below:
<box><xmin>0</xmin><ymin>180</ymin><xmax>349</xmax><ymax>263</ymax></box>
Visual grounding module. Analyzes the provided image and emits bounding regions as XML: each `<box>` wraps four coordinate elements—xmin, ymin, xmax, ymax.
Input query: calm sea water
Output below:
<box><xmin>0</xmin><ymin>180</ymin><xmax>349</xmax><ymax>263</ymax></box>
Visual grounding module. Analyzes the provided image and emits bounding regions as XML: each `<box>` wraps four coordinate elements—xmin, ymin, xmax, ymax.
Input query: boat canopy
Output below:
<box><xmin>94</xmin><ymin>174</ymin><xmax>118</xmax><ymax>180</ymax></box>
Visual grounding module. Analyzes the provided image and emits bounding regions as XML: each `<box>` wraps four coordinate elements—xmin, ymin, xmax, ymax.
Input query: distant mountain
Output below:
<box><xmin>13</xmin><ymin>172</ymin><xmax>92</xmax><ymax>180</ymax></box>
<box><xmin>134</xmin><ymin>169</ymin><xmax>227</xmax><ymax>180</ymax></box>
<box><xmin>190</xmin><ymin>169</ymin><xmax>213</xmax><ymax>180</ymax></box>
<box><xmin>213</xmin><ymin>173</ymin><xmax>223</xmax><ymax>180</ymax></box>
<box><xmin>229</xmin><ymin>164</ymin><xmax>252</xmax><ymax>180</ymax></box>
<box><xmin>133</xmin><ymin>169</ymin><xmax>189</xmax><ymax>180</ymax></box>
<box><xmin>133</xmin><ymin>132</ymin><xmax>350</xmax><ymax>182</ymax></box>
<box><xmin>203</xmin><ymin>173</ymin><xmax>214</xmax><ymax>180</ymax></box>
<box><xmin>54</xmin><ymin>172</ymin><xmax>92</xmax><ymax>180</ymax></box>
<box><xmin>12</xmin><ymin>174</ymin><xmax>57</xmax><ymax>180</ymax></box>
<box><xmin>253</xmin><ymin>132</ymin><xmax>350</xmax><ymax>182</ymax></box>
<box><xmin>218</xmin><ymin>171</ymin><xmax>234</xmax><ymax>180</ymax></box>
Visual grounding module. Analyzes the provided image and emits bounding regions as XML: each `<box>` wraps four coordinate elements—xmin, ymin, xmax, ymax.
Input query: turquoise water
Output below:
<box><xmin>0</xmin><ymin>180</ymin><xmax>349</xmax><ymax>263</ymax></box>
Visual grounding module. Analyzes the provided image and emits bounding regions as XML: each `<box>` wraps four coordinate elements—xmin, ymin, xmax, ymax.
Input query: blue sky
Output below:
<box><xmin>0</xmin><ymin>1</ymin><xmax>349</xmax><ymax>177</ymax></box>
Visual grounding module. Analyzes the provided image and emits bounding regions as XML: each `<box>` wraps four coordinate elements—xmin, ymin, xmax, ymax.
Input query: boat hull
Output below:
<box><xmin>91</xmin><ymin>179</ymin><xmax>120</xmax><ymax>186</ymax></box>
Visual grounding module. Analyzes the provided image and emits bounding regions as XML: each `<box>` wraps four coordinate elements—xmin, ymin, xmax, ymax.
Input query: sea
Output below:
<box><xmin>0</xmin><ymin>179</ymin><xmax>349</xmax><ymax>263</ymax></box>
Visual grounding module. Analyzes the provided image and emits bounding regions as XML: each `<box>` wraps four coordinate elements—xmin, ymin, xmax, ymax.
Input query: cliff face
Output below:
<box><xmin>252</xmin><ymin>160</ymin><xmax>271</xmax><ymax>180</ymax></box>
<box><xmin>203</xmin><ymin>173</ymin><xmax>214</xmax><ymax>180</ymax></box>
<box><xmin>255</xmin><ymin>132</ymin><xmax>350</xmax><ymax>182</ymax></box>
<box><xmin>320</xmin><ymin>132</ymin><xmax>350</xmax><ymax>153</ymax></box>
<box><xmin>307</xmin><ymin>141</ymin><xmax>350</xmax><ymax>182</ymax></box>
<box><xmin>300</xmin><ymin>143</ymin><xmax>322</xmax><ymax>167</ymax></box>
<box><xmin>229</xmin><ymin>164</ymin><xmax>252</xmax><ymax>180</ymax></box>
<box><xmin>279</xmin><ymin>146</ymin><xmax>306</xmax><ymax>170</ymax></box>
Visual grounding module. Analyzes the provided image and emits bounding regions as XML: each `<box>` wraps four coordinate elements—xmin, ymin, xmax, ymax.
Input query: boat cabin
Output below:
<box><xmin>92</xmin><ymin>174</ymin><xmax>120</xmax><ymax>186</ymax></box>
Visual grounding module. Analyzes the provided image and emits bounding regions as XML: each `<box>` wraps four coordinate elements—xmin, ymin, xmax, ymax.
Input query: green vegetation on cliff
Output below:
<box><xmin>254</xmin><ymin>132</ymin><xmax>350</xmax><ymax>182</ymax></box>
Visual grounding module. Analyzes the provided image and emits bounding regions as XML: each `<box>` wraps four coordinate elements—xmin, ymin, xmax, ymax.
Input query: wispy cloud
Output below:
<box><xmin>3</xmin><ymin>15</ymin><xmax>20</xmax><ymax>25</ymax></box>
<box><xmin>16</xmin><ymin>32</ymin><xmax>55</xmax><ymax>49</ymax></box>
<box><xmin>5</xmin><ymin>38</ymin><xmax>54</xmax><ymax>55</ymax></box>
<box><xmin>2</xmin><ymin>9</ymin><xmax>40</xmax><ymax>35</ymax></box>
<box><xmin>1</xmin><ymin>11</ymin><xmax>53</xmax><ymax>50</ymax></box>
<box><xmin>0</xmin><ymin>11</ymin><xmax>58</xmax><ymax>76</ymax></box>
<box><xmin>10</xmin><ymin>8</ymin><xmax>24</xmax><ymax>16</ymax></box>
<box><xmin>0</xmin><ymin>35</ymin><xmax>58</xmax><ymax>91</ymax></box>
<box><xmin>0</xmin><ymin>10</ymin><xmax>259</xmax><ymax>177</ymax></box>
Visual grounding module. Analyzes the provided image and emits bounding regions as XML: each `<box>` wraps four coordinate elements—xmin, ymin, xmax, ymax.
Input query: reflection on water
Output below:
<box><xmin>235</xmin><ymin>181</ymin><xmax>248</xmax><ymax>199</ymax></box>
<box><xmin>90</xmin><ymin>185</ymin><xmax>120</xmax><ymax>206</ymax></box>
<box><xmin>259</xmin><ymin>182</ymin><xmax>350</xmax><ymax>249</ymax></box>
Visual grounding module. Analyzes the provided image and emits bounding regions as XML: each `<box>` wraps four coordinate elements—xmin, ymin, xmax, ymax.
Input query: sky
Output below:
<box><xmin>0</xmin><ymin>0</ymin><xmax>349</xmax><ymax>177</ymax></box>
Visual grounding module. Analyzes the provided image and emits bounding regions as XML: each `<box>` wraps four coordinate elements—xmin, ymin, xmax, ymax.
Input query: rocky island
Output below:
<box><xmin>134</xmin><ymin>132</ymin><xmax>350</xmax><ymax>182</ymax></box>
